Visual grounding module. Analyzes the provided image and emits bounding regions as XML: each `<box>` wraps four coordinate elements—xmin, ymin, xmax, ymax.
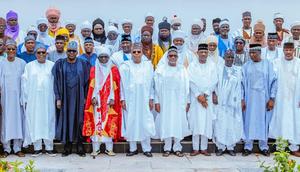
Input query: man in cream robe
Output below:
<box><xmin>214</xmin><ymin>50</ymin><xmax>244</xmax><ymax>156</ymax></box>
<box><xmin>119</xmin><ymin>43</ymin><xmax>155</xmax><ymax>157</ymax></box>
<box><xmin>158</xmin><ymin>30</ymin><xmax>197</xmax><ymax>68</ymax></box>
<box><xmin>154</xmin><ymin>46</ymin><xmax>190</xmax><ymax>157</ymax></box>
<box><xmin>269</xmin><ymin>42</ymin><xmax>300</xmax><ymax>157</ymax></box>
<box><xmin>22</xmin><ymin>44</ymin><xmax>56</xmax><ymax>157</ymax></box>
<box><xmin>188</xmin><ymin>43</ymin><xmax>218</xmax><ymax>156</ymax></box>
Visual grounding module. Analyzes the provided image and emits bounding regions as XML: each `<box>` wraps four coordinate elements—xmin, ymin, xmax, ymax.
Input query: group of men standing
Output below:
<box><xmin>0</xmin><ymin>8</ymin><xmax>300</xmax><ymax>159</ymax></box>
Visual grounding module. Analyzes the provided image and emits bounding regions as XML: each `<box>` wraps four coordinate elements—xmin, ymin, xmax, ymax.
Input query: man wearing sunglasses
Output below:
<box><xmin>120</xmin><ymin>43</ymin><xmax>155</xmax><ymax>157</ymax></box>
<box><xmin>22</xmin><ymin>44</ymin><xmax>56</xmax><ymax>157</ymax></box>
<box><xmin>154</xmin><ymin>46</ymin><xmax>190</xmax><ymax>157</ymax></box>
<box><xmin>0</xmin><ymin>39</ymin><xmax>26</xmax><ymax>158</ymax></box>
<box><xmin>233</xmin><ymin>36</ymin><xmax>249</xmax><ymax>66</ymax></box>
<box><xmin>83</xmin><ymin>47</ymin><xmax>122</xmax><ymax>157</ymax></box>
<box><xmin>52</xmin><ymin>41</ymin><xmax>90</xmax><ymax>157</ymax></box>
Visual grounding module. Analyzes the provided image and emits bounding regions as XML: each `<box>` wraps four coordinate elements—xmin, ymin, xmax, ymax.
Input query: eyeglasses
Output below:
<box><xmin>37</xmin><ymin>51</ymin><xmax>46</xmax><ymax>55</ymax></box>
<box><xmin>235</xmin><ymin>42</ymin><xmax>244</xmax><ymax>45</ymax></box>
<box><xmin>67</xmin><ymin>49</ymin><xmax>77</xmax><ymax>53</ymax></box>
<box><xmin>99</xmin><ymin>55</ymin><xmax>109</xmax><ymax>58</ymax></box>
<box><xmin>7</xmin><ymin>48</ymin><xmax>16</xmax><ymax>51</ymax></box>
<box><xmin>132</xmin><ymin>51</ymin><xmax>142</xmax><ymax>54</ymax></box>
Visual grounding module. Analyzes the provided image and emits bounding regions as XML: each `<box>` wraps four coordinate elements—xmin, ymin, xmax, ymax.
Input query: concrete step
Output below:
<box><xmin>17</xmin><ymin>139</ymin><xmax>277</xmax><ymax>154</ymax></box>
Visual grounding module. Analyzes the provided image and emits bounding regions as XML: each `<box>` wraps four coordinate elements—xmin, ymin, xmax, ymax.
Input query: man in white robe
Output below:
<box><xmin>154</xmin><ymin>46</ymin><xmax>190</xmax><ymax>157</ymax></box>
<box><xmin>22</xmin><ymin>44</ymin><xmax>56</xmax><ymax>157</ymax></box>
<box><xmin>269</xmin><ymin>42</ymin><xmax>300</xmax><ymax>157</ymax></box>
<box><xmin>0</xmin><ymin>39</ymin><xmax>26</xmax><ymax>158</ymax></box>
<box><xmin>187</xmin><ymin>19</ymin><xmax>207</xmax><ymax>54</ymax></box>
<box><xmin>233</xmin><ymin>11</ymin><xmax>252</xmax><ymax>47</ymax></box>
<box><xmin>158</xmin><ymin>30</ymin><xmax>197</xmax><ymax>68</ymax></box>
<box><xmin>261</xmin><ymin>33</ymin><xmax>283</xmax><ymax>62</ymax></box>
<box><xmin>120</xmin><ymin>43</ymin><xmax>155</xmax><ymax>157</ymax></box>
<box><xmin>111</xmin><ymin>34</ymin><xmax>132</xmax><ymax>67</ymax></box>
<box><xmin>188</xmin><ymin>43</ymin><xmax>218</xmax><ymax>156</ymax></box>
<box><xmin>213</xmin><ymin>50</ymin><xmax>244</xmax><ymax>156</ymax></box>
<box><xmin>284</xmin><ymin>21</ymin><xmax>300</xmax><ymax>58</ymax></box>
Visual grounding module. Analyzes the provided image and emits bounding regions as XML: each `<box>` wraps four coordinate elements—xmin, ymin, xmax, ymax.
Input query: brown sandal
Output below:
<box><xmin>162</xmin><ymin>151</ymin><xmax>171</xmax><ymax>157</ymax></box>
<box><xmin>174</xmin><ymin>151</ymin><xmax>184</xmax><ymax>157</ymax></box>
<box><xmin>0</xmin><ymin>151</ymin><xmax>10</xmax><ymax>158</ymax></box>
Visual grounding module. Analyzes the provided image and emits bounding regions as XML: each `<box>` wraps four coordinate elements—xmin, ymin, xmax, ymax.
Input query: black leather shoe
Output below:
<box><xmin>143</xmin><ymin>151</ymin><xmax>153</xmax><ymax>157</ymax></box>
<box><xmin>261</xmin><ymin>149</ymin><xmax>270</xmax><ymax>157</ymax></box>
<box><xmin>242</xmin><ymin>149</ymin><xmax>252</xmax><ymax>156</ymax></box>
<box><xmin>62</xmin><ymin>150</ymin><xmax>71</xmax><ymax>157</ymax></box>
<box><xmin>227</xmin><ymin>150</ymin><xmax>236</xmax><ymax>156</ymax></box>
<box><xmin>126</xmin><ymin>150</ymin><xmax>138</xmax><ymax>156</ymax></box>
<box><xmin>216</xmin><ymin>149</ymin><xmax>224</xmax><ymax>156</ymax></box>
<box><xmin>77</xmin><ymin>151</ymin><xmax>86</xmax><ymax>157</ymax></box>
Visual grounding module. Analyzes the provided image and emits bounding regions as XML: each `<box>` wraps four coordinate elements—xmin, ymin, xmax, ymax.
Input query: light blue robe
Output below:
<box><xmin>242</xmin><ymin>59</ymin><xmax>277</xmax><ymax>141</ymax></box>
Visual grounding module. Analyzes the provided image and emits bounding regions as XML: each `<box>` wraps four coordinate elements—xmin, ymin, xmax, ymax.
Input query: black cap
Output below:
<box><xmin>198</xmin><ymin>43</ymin><xmax>208</xmax><ymax>50</ymax></box>
<box><xmin>267</xmin><ymin>33</ymin><xmax>278</xmax><ymax>40</ymax></box>
<box><xmin>283</xmin><ymin>42</ymin><xmax>294</xmax><ymax>48</ymax></box>
<box><xmin>158</xmin><ymin>21</ymin><xmax>171</xmax><ymax>30</ymax></box>
<box><xmin>121</xmin><ymin>34</ymin><xmax>131</xmax><ymax>42</ymax></box>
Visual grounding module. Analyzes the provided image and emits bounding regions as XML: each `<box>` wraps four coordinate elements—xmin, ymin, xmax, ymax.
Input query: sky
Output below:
<box><xmin>0</xmin><ymin>0</ymin><xmax>299</xmax><ymax>34</ymax></box>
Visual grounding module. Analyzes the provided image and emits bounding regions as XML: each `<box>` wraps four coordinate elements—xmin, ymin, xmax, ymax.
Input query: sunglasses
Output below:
<box><xmin>37</xmin><ymin>51</ymin><xmax>46</xmax><ymax>55</ymax></box>
<box><xmin>7</xmin><ymin>48</ymin><xmax>16</xmax><ymax>51</ymax></box>
<box><xmin>67</xmin><ymin>49</ymin><xmax>77</xmax><ymax>53</ymax></box>
<box><xmin>0</xmin><ymin>44</ymin><xmax>3</xmax><ymax>46</ymax></box>
<box><xmin>132</xmin><ymin>51</ymin><xmax>142</xmax><ymax>54</ymax></box>
<box><xmin>99</xmin><ymin>55</ymin><xmax>109</xmax><ymax>58</ymax></box>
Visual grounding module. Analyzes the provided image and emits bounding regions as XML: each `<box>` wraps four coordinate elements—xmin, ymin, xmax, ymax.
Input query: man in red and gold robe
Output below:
<box><xmin>83</xmin><ymin>47</ymin><xmax>122</xmax><ymax>156</ymax></box>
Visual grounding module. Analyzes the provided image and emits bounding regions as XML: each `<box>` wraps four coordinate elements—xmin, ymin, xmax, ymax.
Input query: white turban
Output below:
<box><xmin>274</xmin><ymin>12</ymin><xmax>284</xmax><ymax>20</ymax></box>
<box><xmin>36</xmin><ymin>18</ymin><xmax>48</xmax><ymax>26</ymax></box>
<box><xmin>64</xmin><ymin>20</ymin><xmax>76</xmax><ymax>26</ymax></box>
<box><xmin>27</xmin><ymin>25</ymin><xmax>38</xmax><ymax>33</ymax></box>
<box><xmin>172</xmin><ymin>30</ymin><xmax>185</xmax><ymax>40</ymax></box>
<box><xmin>220</xmin><ymin>19</ymin><xmax>230</xmax><ymax>27</ymax></box>
<box><xmin>80</xmin><ymin>20</ymin><xmax>92</xmax><ymax>30</ymax></box>
<box><xmin>291</xmin><ymin>21</ymin><xmax>300</xmax><ymax>29</ymax></box>
<box><xmin>171</xmin><ymin>15</ymin><xmax>182</xmax><ymax>25</ymax></box>
<box><xmin>206</xmin><ymin>35</ymin><xmax>218</xmax><ymax>44</ymax></box>
<box><xmin>107</xmin><ymin>25</ymin><xmax>118</xmax><ymax>34</ymax></box>
<box><xmin>121</xmin><ymin>18</ymin><xmax>132</xmax><ymax>25</ymax></box>
<box><xmin>96</xmin><ymin>46</ymin><xmax>111</xmax><ymax>57</ymax></box>
<box><xmin>192</xmin><ymin>18</ymin><xmax>204</xmax><ymax>29</ymax></box>
<box><xmin>145</xmin><ymin>12</ymin><xmax>154</xmax><ymax>19</ymax></box>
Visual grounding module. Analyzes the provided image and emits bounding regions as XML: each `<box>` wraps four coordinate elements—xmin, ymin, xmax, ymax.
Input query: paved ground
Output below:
<box><xmin>3</xmin><ymin>153</ymin><xmax>300</xmax><ymax>172</ymax></box>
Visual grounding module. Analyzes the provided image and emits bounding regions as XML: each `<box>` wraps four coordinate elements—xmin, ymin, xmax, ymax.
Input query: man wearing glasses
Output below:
<box><xmin>120</xmin><ymin>43</ymin><xmax>155</xmax><ymax>157</ymax></box>
<box><xmin>52</xmin><ymin>41</ymin><xmax>90</xmax><ymax>157</ymax></box>
<box><xmin>0</xmin><ymin>39</ymin><xmax>26</xmax><ymax>158</ymax></box>
<box><xmin>22</xmin><ymin>44</ymin><xmax>56</xmax><ymax>157</ymax></box>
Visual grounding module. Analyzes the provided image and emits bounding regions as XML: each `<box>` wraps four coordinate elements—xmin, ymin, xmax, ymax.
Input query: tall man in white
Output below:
<box><xmin>120</xmin><ymin>43</ymin><xmax>155</xmax><ymax>157</ymax></box>
<box><xmin>269</xmin><ymin>42</ymin><xmax>300</xmax><ymax>157</ymax></box>
<box><xmin>0</xmin><ymin>39</ymin><xmax>26</xmax><ymax>158</ymax></box>
<box><xmin>22</xmin><ymin>44</ymin><xmax>56</xmax><ymax>157</ymax></box>
<box><xmin>154</xmin><ymin>46</ymin><xmax>190</xmax><ymax>157</ymax></box>
<box><xmin>214</xmin><ymin>50</ymin><xmax>244</xmax><ymax>156</ymax></box>
<box><xmin>188</xmin><ymin>43</ymin><xmax>218</xmax><ymax>156</ymax></box>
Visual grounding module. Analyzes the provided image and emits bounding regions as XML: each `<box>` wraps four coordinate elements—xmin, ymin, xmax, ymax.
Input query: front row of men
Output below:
<box><xmin>0</xmin><ymin>38</ymin><xmax>299</xmax><ymax>158</ymax></box>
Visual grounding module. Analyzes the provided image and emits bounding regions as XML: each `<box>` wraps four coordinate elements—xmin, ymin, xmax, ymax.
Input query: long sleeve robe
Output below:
<box><xmin>269</xmin><ymin>57</ymin><xmax>300</xmax><ymax>144</ymax></box>
<box><xmin>52</xmin><ymin>58</ymin><xmax>90</xmax><ymax>143</ymax></box>
<box><xmin>242</xmin><ymin>59</ymin><xmax>277</xmax><ymax>141</ymax></box>
<box><xmin>22</xmin><ymin>60</ymin><xmax>55</xmax><ymax>146</ymax></box>
<box><xmin>214</xmin><ymin>65</ymin><xmax>244</xmax><ymax>146</ymax></box>
<box><xmin>187</xmin><ymin>59</ymin><xmax>218</xmax><ymax>138</ymax></box>
<box><xmin>119</xmin><ymin>60</ymin><xmax>155</xmax><ymax>141</ymax></box>
<box><xmin>0</xmin><ymin>57</ymin><xmax>26</xmax><ymax>143</ymax></box>
<box><xmin>154</xmin><ymin>64</ymin><xmax>190</xmax><ymax>140</ymax></box>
